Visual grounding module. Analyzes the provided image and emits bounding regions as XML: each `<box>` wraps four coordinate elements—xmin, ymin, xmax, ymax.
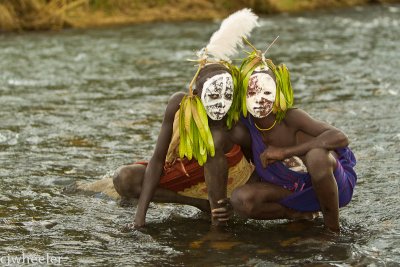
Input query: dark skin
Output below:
<box><xmin>219</xmin><ymin>108</ymin><xmax>349</xmax><ymax>232</ymax></box>
<box><xmin>114</xmin><ymin>93</ymin><xmax>317</xmax><ymax>228</ymax></box>
<box><xmin>134</xmin><ymin>91</ymin><xmax>252</xmax><ymax>227</ymax></box>
<box><xmin>115</xmin><ymin>65</ymin><xmax>317</xmax><ymax>229</ymax></box>
<box><xmin>113</xmin><ymin>66</ymin><xmax>254</xmax><ymax>228</ymax></box>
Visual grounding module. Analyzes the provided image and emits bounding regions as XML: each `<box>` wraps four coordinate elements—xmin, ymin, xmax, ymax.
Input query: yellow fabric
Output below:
<box><xmin>178</xmin><ymin>154</ymin><xmax>255</xmax><ymax>199</ymax></box>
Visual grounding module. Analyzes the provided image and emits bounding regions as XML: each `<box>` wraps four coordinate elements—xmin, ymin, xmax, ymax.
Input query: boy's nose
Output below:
<box><xmin>216</xmin><ymin>102</ymin><xmax>224</xmax><ymax>108</ymax></box>
<box><xmin>257</xmin><ymin>97</ymin><xmax>267</xmax><ymax>104</ymax></box>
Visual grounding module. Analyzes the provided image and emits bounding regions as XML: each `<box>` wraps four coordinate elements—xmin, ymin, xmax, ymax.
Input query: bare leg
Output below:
<box><xmin>305</xmin><ymin>148</ymin><xmax>339</xmax><ymax>231</ymax></box>
<box><xmin>113</xmin><ymin>164</ymin><xmax>210</xmax><ymax>212</ymax></box>
<box><xmin>230</xmin><ymin>182</ymin><xmax>315</xmax><ymax>220</ymax></box>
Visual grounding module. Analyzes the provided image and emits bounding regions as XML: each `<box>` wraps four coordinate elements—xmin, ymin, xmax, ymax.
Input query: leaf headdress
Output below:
<box><xmin>233</xmin><ymin>37</ymin><xmax>294</xmax><ymax>123</ymax></box>
<box><xmin>178</xmin><ymin>8</ymin><xmax>259</xmax><ymax>165</ymax></box>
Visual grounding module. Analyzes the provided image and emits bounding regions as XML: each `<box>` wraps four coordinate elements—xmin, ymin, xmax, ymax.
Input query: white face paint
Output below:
<box><xmin>200</xmin><ymin>73</ymin><xmax>233</xmax><ymax>121</ymax></box>
<box><xmin>246</xmin><ymin>68</ymin><xmax>276</xmax><ymax>118</ymax></box>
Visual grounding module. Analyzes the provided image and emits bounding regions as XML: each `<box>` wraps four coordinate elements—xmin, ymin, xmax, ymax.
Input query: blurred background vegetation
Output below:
<box><xmin>0</xmin><ymin>0</ymin><xmax>399</xmax><ymax>32</ymax></box>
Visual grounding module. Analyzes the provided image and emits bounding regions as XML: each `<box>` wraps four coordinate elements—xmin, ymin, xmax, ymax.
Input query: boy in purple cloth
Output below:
<box><xmin>212</xmin><ymin>48</ymin><xmax>357</xmax><ymax>232</ymax></box>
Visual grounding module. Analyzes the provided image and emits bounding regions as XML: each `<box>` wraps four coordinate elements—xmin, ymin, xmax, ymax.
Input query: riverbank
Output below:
<box><xmin>0</xmin><ymin>0</ymin><xmax>399</xmax><ymax>32</ymax></box>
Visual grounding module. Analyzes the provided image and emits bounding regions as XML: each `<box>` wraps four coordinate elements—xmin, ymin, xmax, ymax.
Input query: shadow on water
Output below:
<box><xmin>139</xmin><ymin>217</ymin><xmax>368</xmax><ymax>266</ymax></box>
<box><xmin>1</xmin><ymin>4</ymin><xmax>400</xmax><ymax>266</ymax></box>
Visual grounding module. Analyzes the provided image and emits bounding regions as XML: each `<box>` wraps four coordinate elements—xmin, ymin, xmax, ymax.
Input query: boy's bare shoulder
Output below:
<box><xmin>284</xmin><ymin>108</ymin><xmax>312</xmax><ymax>122</ymax></box>
<box><xmin>168</xmin><ymin>91</ymin><xmax>186</xmax><ymax>104</ymax></box>
<box><xmin>283</xmin><ymin>108</ymin><xmax>316</xmax><ymax>130</ymax></box>
<box><xmin>285</xmin><ymin>108</ymin><xmax>308</xmax><ymax>117</ymax></box>
<box><xmin>164</xmin><ymin>91</ymin><xmax>186</xmax><ymax>114</ymax></box>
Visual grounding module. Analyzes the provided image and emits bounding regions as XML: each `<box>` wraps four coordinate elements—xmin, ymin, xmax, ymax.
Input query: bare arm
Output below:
<box><xmin>134</xmin><ymin>92</ymin><xmax>185</xmax><ymax>228</ymax></box>
<box><xmin>209</xmin><ymin>122</ymin><xmax>256</xmax><ymax>223</ymax></box>
<box><xmin>261</xmin><ymin>109</ymin><xmax>348</xmax><ymax>165</ymax></box>
<box><xmin>283</xmin><ymin>109</ymin><xmax>349</xmax><ymax>158</ymax></box>
<box><xmin>204</xmin><ymin>127</ymin><xmax>228</xmax><ymax>226</ymax></box>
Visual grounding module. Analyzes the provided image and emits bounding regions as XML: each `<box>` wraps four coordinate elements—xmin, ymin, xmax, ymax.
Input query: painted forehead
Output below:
<box><xmin>202</xmin><ymin>73</ymin><xmax>233</xmax><ymax>94</ymax></box>
<box><xmin>248</xmin><ymin>69</ymin><xmax>275</xmax><ymax>94</ymax></box>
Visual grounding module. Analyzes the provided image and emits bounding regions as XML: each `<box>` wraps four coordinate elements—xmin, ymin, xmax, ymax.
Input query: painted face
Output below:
<box><xmin>246</xmin><ymin>68</ymin><xmax>276</xmax><ymax>118</ymax></box>
<box><xmin>200</xmin><ymin>73</ymin><xmax>233</xmax><ymax>120</ymax></box>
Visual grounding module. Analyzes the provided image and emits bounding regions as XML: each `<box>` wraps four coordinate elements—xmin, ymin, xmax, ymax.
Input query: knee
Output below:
<box><xmin>231</xmin><ymin>186</ymin><xmax>256</xmax><ymax>218</ymax></box>
<box><xmin>305</xmin><ymin>148</ymin><xmax>336</xmax><ymax>182</ymax></box>
<box><xmin>113</xmin><ymin>166</ymin><xmax>125</xmax><ymax>192</ymax></box>
<box><xmin>113</xmin><ymin>165</ymin><xmax>142</xmax><ymax>198</ymax></box>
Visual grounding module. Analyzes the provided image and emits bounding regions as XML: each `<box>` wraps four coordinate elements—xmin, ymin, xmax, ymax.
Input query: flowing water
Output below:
<box><xmin>0</xmin><ymin>5</ymin><xmax>399</xmax><ymax>266</ymax></box>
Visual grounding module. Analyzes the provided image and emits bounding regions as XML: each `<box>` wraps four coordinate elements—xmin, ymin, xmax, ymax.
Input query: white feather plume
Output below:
<box><xmin>205</xmin><ymin>8</ymin><xmax>259</xmax><ymax>61</ymax></box>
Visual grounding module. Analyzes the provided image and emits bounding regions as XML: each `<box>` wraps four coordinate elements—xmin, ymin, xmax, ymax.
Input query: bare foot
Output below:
<box><xmin>321</xmin><ymin>209</ymin><xmax>340</xmax><ymax>232</ymax></box>
<box><xmin>323</xmin><ymin>219</ymin><xmax>340</xmax><ymax>232</ymax></box>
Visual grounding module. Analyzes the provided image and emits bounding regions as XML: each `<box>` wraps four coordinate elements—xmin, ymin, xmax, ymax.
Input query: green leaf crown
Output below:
<box><xmin>229</xmin><ymin>37</ymin><xmax>294</xmax><ymax>124</ymax></box>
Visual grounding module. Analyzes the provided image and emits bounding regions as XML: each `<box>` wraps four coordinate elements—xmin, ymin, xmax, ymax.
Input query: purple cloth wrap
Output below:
<box><xmin>241</xmin><ymin>115</ymin><xmax>357</xmax><ymax>212</ymax></box>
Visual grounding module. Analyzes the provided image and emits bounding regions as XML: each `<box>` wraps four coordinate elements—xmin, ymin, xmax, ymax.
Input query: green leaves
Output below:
<box><xmin>178</xmin><ymin>96</ymin><xmax>215</xmax><ymax>166</ymax></box>
<box><xmin>272</xmin><ymin>63</ymin><xmax>294</xmax><ymax>122</ymax></box>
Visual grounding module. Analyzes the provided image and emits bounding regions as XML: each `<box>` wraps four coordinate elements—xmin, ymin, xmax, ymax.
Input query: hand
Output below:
<box><xmin>211</xmin><ymin>198</ymin><xmax>233</xmax><ymax>223</ymax></box>
<box><xmin>260</xmin><ymin>145</ymin><xmax>285</xmax><ymax>168</ymax></box>
<box><xmin>121</xmin><ymin>221</ymin><xmax>145</xmax><ymax>232</ymax></box>
<box><xmin>133</xmin><ymin>217</ymin><xmax>145</xmax><ymax>229</ymax></box>
<box><xmin>133</xmin><ymin>212</ymin><xmax>146</xmax><ymax>228</ymax></box>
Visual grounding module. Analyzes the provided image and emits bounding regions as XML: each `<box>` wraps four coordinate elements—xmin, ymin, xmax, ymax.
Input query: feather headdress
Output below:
<box><xmin>205</xmin><ymin>8</ymin><xmax>259</xmax><ymax>61</ymax></box>
<box><xmin>190</xmin><ymin>8</ymin><xmax>259</xmax><ymax>91</ymax></box>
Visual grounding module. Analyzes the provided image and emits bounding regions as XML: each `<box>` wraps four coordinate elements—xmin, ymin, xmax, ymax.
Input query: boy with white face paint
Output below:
<box><xmin>213</xmin><ymin>44</ymin><xmax>357</xmax><ymax>232</ymax></box>
<box><xmin>246</xmin><ymin>67</ymin><xmax>276</xmax><ymax>119</ymax></box>
<box><xmin>201</xmin><ymin>72</ymin><xmax>234</xmax><ymax>121</ymax></box>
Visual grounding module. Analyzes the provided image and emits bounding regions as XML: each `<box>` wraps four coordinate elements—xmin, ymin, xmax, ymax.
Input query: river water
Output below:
<box><xmin>1</xmin><ymin>5</ymin><xmax>399</xmax><ymax>266</ymax></box>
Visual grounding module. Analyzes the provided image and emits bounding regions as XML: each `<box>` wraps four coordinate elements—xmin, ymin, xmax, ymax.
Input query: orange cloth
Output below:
<box><xmin>137</xmin><ymin>144</ymin><xmax>254</xmax><ymax>199</ymax></box>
